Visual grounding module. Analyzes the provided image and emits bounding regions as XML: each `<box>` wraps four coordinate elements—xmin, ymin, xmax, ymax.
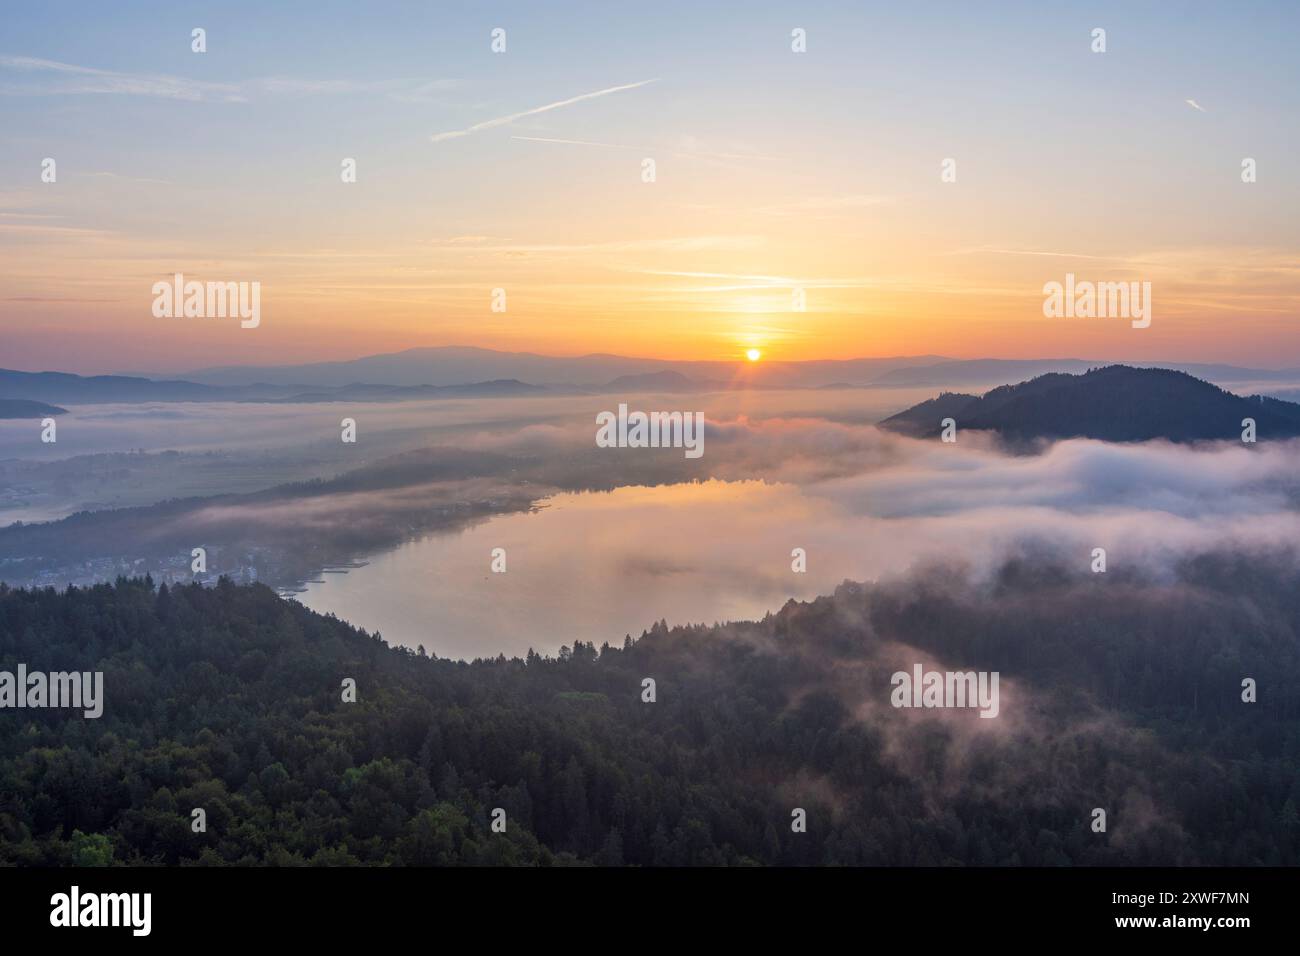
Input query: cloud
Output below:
<box><xmin>285</xmin><ymin>423</ymin><xmax>1300</xmax><ymax>660</ymax></box>
<box><xmin>0</xmin><ymin>55</ymin><xmax>458</xmax><ymax>103</ymax></box>
<box><xmin>413</xmin><ymin>235</ymin><xmax>764</xmax><ymax>256</ymax></box>
<box><xmin>430</xmin><ymin>79</ymin><xmax>657</xmax><ymax>142</ymax></box>
<box><xmin>3</xmin><ymin>296</ymin><xmax>120</xmax><ymax>303</ymax></box>
<box><xmin>951</xmin><ymin>247</ymin><xmax>1124</xmax><ymax>261</ymax></box>
<box><xmin>632</xmin><ymin>268</ymin><xmax>886</xmax><ymax>289</ymax></box>
<box><xmin>0</xmin><ymin>222</ymin><xmax>114</xmax><ymax>237</ymax></box>
<box><xmin>511</xmin><ymin>135</ymin><xmax>639</xmax><ymax>151</ymax></box>
<box><xmin>1185</xmin><ymin>98</ymin><xmax>1206</xmax><ymax>112</ymax></box>
<box><xmin>0</xmin><ymin>55</ymin><xmax>242</xmax><ymax>101</ymax></box>
<box><xmin>242</xmin><ymin>76</ymin><xmax>461</xmax><ymax>103</ymax></box>
<box><xmin>10</xmin><ymin>391</ymin><xmax>1300</xmax><ymax>599</ymax></box>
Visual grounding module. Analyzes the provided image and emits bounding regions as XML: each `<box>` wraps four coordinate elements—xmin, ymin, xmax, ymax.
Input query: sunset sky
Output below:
<box><xmin>2</xmin><ymin>0</ymin><xmax>1298</xmax><ymax>374</ymax></box>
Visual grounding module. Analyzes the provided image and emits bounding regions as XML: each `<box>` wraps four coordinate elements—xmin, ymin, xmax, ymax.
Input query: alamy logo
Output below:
<box><xmin>1042</xmin><ymin>273</ymin><xmax>1151</xmax><ymax>328</ymax></box>
<box><xmin>596</xmin><ymin>403</ymin><xmax>705</xmax><ymax>459</ymax></box>
<box><xmin>890</xmin><ymin>664</ymin><xmax>1000</xmax><ymax>718</ymax></box>
<box><xmin>0</xmin><ymin>665</ymin><xmax>103</xmax><ymax>718</ymax></box>
<box><xmin>152</xmin><ymin>272</ymin><xmax>261</xmax><ymax>328</ymax></box>
<box><xmin>50</xmin><ymin>886</ymin><xmax>151</xmax><ymax>936</ymax></box>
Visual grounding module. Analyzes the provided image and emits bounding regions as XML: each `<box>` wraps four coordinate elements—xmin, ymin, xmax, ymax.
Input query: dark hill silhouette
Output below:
<box><xmin>0</xmin><ymin>368</ymin><xmax>234</xmax><ymax>403</ymax></box>
<box><xmin>878</xmin><ymin>365</ymin><xmax>1300</xmax><ymax>442</ymax></box>
<box><xmin>0</xmin><ymin>399</ymin><xmax>67</xmax><ymax>419</ymax></box>
<box><xmin>874</xmin><ymin>392</ymin><xmax>978</xmax><ymax>437</ymax></box>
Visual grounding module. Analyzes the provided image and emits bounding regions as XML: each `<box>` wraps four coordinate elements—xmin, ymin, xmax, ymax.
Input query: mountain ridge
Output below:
<box><xmin>164</xmin><ymin>347</ymin><xmax>952</xmax><ymax>389</ymax></box>
<box><xmin>9</xmin><ymin>354</ymin><xmax>1300</xmax><ymax>407</ymax></box>
<box><xmin>878</xmin><ymin>365</ymin><xmax>1300</xmax><ymax>443</ymax></box>
<box><xmin>0</xmin><ymin>398</ymin><xmax>67</xmax><ymax>419</ymax></box>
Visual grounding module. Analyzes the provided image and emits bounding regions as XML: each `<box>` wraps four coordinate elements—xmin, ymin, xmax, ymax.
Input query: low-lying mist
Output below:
<box><xmin>296</xmin><ymin>414</ymin><xmax>1300</xmax><ymax>656</ymax></box>
<box><xmin>4</xmin><ymin>389</ymin><xmax>1300</xmax><ymax>662</ymax></box>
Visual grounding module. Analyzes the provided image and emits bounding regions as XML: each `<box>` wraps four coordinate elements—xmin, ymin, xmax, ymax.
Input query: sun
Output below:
<box><xmin>745</xmin><ymin>348</ymin><xmax>762</xmax><ymax>362</ymax></box>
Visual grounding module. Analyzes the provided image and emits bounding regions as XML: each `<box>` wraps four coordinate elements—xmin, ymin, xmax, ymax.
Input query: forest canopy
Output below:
<box><xmin>1</xmin><ymin>552</ymin><xmax>1298</xmax><ymax>866</ymax></box>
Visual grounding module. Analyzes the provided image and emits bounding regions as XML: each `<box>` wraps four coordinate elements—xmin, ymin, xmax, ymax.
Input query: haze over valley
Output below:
<box><xmin>5</xmin><ymin>356</ymin><xmax>1300</xmax><ymax>658</ymax></box>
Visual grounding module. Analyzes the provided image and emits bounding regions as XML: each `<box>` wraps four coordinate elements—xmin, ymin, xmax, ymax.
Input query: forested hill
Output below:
<box><xmin>0</xmin><ymin>399</ymin><xmax>66</xmax><ymax>420</ymax></box>
<box><xmin>1</xmin><ymin>565</ymin><xmax>1298</xmax><ymax>866</ymax></box>
<box><xmin>878</xmin><ymin>365</ymin><xmax>1300</xmax><ymax>442</ymax></box>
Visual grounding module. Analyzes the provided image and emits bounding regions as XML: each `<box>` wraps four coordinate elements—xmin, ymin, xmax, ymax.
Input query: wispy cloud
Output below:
<box><xmin>3</xmin><ymin>296</ymin><xmax>120</xmax><ymax>303</ymax></box>
<box><xmin>431</xmin><ymin>79</ymin><xmax>657</xmax><ymax>143</ymax></box>
<box><xmin>0</xmin><ymin>189</ymin><xmax>47</xmax><ymax>211</ymax></box>
<box><xmin>634</xmin><ymin>269</ymin><xmax>888</xmax><ymax>290</ymax></box>
<box><xmin>0</xmin><ymin>55</ymin><xmax>458</xmax><ymax>103</ymax></box>
<box><xmin>512</xmin><ymin>135</ymin><xmax>636</xmax><ymax>151</ymax></box>
<box><xmin>250</xmin><ymin>76</ymin><xmax>460</xmax><ymax>101</ymax></box>
<box><xmin>949</xmin><ymin>246</ymin><xmax>1126</xmax><ymax>261</ymax></box>
<box><xmin>0</xmin><ymin>222</ymin><xmax>114</xmax><ymax>237</ymax></box>
<box><xmin>1185</xmin><ymin>98</ymin><xmax>1206</xmax><ymax>113</ymax></box>
<box><xmin>0</xmin><ymin>55</ymin><xmax>242</xmax><ymax>101</ymax></box>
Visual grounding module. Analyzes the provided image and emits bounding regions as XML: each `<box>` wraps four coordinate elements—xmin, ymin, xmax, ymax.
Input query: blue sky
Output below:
<box><xmin>2</xmin><ymin>1</ymin><xmax>1298</xmax><ymax>371</ymax></box>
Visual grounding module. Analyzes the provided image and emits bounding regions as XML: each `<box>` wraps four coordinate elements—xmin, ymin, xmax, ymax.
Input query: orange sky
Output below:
<box><xmin>3</xmin><ymin>4</ymin><xmax>1298</xmax><ymax>373</ymax></box>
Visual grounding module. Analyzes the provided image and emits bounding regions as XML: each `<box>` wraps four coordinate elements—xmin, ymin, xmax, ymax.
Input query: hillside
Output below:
<box><xmin>2</xmin><ymin>561</ymin><xmax>1298</xmax><ymax>866</ymax></box>
<box><xmin>878</xmin><ymin>365</ymin><xmax>1300</xmax><ymax>442</ymax></box>
<box><xmin>869</xmin><ymin>358</ymin><xmax>1300</xmax><ymax>389</ymax></box>
<box><xmin>0</xmin><ymin>399</ymin><xmax>67</xmax><ymax>419</ymax></box>
<box><xmin>0</xmin><ymin>369</ymin><xmax>237</xmax><ymax>404</ymax></box>
<box><xmin>872</xmin><ymin>392</ymin><xmax>978</xmax><ymax>437</ymax></box>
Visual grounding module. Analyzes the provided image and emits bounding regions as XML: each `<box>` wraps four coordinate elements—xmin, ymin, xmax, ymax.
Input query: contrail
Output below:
<box><xmin>430</xmin><ymin>79</ymin><xmax>657</xmax><ymax>142</ymax></box>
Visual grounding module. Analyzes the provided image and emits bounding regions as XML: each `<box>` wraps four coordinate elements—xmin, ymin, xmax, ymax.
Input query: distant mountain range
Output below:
<box><xmin>592</xmin><ymin>370</ymin><xmax>732</xmax><ymax>393</ymax></box>
<box><xmin>8</xmin><ymin>348</ymin><xmax>1300</xmax><ymax>407</ymax></box>
<box><xmin>0</xmin><ymin>368</ymin><xmax>547</xmax><ymax>406</ymax></box>
<box><xmin>260</xmin><ymin>380</ymin><xmax>547</xmax><ymax>404</ymax></box>
<box><xmin>1</xmin><ymin>353</ymin><xmax>943</xmax><ymax>404</ymax></box>
<box><xmin>168</xmin><ymin>348</ymin><xmax>1300</xmax><ymax>391</ymax></box>
<box><xmin>879</xmin><ymin>365</ymin><xmax>1300</xmax><ymax>442</ymax></box>
<box><xmin>0</xmin><ymin>369</ymin><xmax>276</xmax><ymax>404</ymax></box>
<box><xmin>166</xmin><ymin>346</ymin><xmax>949</xmax><ymax>389</ymax></box>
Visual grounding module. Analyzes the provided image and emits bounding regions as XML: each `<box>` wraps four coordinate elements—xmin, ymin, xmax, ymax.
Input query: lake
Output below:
<box><xmin>293</xmin><ymin>479</ymin><xmax>862</xmax><ymax>659</ymax></box>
